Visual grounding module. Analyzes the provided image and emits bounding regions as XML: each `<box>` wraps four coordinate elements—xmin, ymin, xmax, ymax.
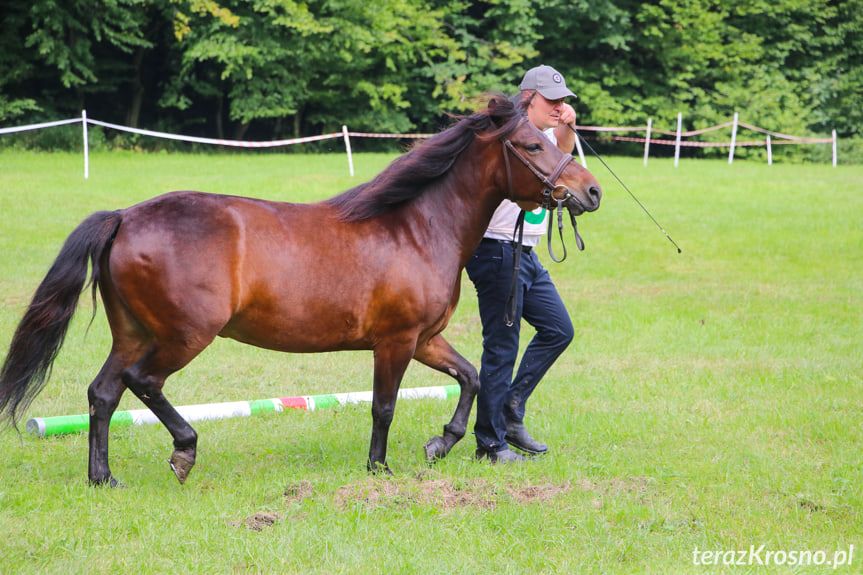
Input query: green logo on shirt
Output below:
<box><xmin>524</xmin><ymin>209</ymin><xmax>546</xmax><ymax>225</ymax></box>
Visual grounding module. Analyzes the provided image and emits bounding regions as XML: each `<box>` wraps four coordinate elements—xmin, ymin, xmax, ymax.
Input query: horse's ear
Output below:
<box><xmin>486</xmin><ymin>96</ymin><xmax>507</xmax><ymax>127</ymax></box>
<box><xmin>480</xmin><ymin>92</ymin><xmax>515</xmax><ymax>129</ymax></box>
<box><xmin>486</xmin><ymin>97</ymin><xmax>500</xmax><ymax>119</ymax></box>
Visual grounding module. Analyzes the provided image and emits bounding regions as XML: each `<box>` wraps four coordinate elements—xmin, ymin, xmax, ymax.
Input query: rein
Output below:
<box><xmin>504</xmin><ymin>210</ymin><xmax>526</xmax><ymax>326</ymax></box>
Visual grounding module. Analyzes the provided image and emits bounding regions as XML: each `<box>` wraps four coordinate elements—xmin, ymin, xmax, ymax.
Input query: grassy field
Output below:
<box><xmin>0</xmin><ymin>149</ymin><xmax>860</xmax><ymax>574</ymax></box>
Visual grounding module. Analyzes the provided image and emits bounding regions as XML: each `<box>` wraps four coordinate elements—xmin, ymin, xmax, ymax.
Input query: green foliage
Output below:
<box><xmin>25</xmin><ymin>0</ymin><xmax>149</xmax><ymax>86</ymax></box>
<box><xmin>0</xmin><ymin>0</ymin><xmax>860</xmax><ymax>159</ymax></box>
<box><xmin>0</xmin><ymin>96</ymin><xmax>40</xmax><ymax>123</ymax></box>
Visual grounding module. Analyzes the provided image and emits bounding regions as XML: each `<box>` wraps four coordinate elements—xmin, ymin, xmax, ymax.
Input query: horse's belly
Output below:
<box><xmin>219</xmin><ymin>277</ymin><xmax>454</xmax><ymax>354</ymax></box>
<box><xmin>218</xmin><ymin>310</ymin><xmax>371</xmax><ymax>353</ymax></box>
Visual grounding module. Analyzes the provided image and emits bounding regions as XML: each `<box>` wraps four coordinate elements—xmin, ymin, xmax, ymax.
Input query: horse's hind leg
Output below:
<box><xmin>413</xmin><ymin>334</ymin><xmax>480</xmax><ymax>462</ymax></box>
<box><xmin>88</xmin><ymin>349</ymin><xmax>138</xmax><ymax>487</ymax></box>
<box><xmin>120</xmin><ymin>342</ymin><xmax>210</xmax><ymax>484</ymax></box>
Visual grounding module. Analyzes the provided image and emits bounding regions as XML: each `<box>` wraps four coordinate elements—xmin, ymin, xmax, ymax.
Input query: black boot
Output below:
<box><xmin>475</xmin><ymin>447</ymin><xmax>527</xmax><ymax>464</ymax></box>
<box><xmin>505</xmin><ymin>420</ymin><xmax>548</xmax><ymax>455</ymax></box>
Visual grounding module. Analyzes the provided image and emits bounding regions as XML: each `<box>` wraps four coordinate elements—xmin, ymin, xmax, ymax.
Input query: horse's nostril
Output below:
<box><xmin>589</xmin><ymin>186</ymin><xmax>602</xmax><ymax>203</ymax></box>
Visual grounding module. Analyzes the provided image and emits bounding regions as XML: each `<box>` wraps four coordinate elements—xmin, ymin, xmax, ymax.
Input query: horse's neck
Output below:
<box><xmin>411</xmin><ymin>146</ymin><xmax>504</xmax><ymax>261</ymax></box>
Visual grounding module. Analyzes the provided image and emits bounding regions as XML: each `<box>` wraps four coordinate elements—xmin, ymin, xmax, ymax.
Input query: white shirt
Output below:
<box><xmin>483</xmin><ymin>128</ymin><xmax>557</xmax><ymax>247</ymax></box>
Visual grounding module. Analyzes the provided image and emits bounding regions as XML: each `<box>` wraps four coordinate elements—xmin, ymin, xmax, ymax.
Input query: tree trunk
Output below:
<box><xmin>233</xmin><ymin>121</ymin><xmax>250</xmax><ymax>140</ymax></box>
<box><xmin>125</xmin><ymin>48</ymin><xmax>146</xmax><ymax>128</ymax></box>
<box><xmin>215</xmin><ymin>95</ymin><xmax>224</xmax><ymax>139</ymax></box>
<box><xmin>293</xmin><ymin>109</ymin><xmax>303</xmax><ymax>138</ymax></box>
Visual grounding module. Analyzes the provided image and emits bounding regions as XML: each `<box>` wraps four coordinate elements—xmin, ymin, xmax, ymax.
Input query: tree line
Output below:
<box><xmin>1</xmin><ymin>0</ymin><xmax>860</xmax><ymax>160</ymax></box>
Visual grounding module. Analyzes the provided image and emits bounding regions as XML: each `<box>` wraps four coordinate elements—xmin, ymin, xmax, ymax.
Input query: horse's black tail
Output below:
<box><xmin>0</xmin><ymin>210</ymin><xmax>123</xmax><ymax>430</ymax></box>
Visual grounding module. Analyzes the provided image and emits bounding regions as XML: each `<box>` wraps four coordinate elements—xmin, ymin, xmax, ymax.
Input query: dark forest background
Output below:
<box><xmin>2</xmin><ymin>0</ymin><xmax>860</xmax><ymax>160</ymax></box>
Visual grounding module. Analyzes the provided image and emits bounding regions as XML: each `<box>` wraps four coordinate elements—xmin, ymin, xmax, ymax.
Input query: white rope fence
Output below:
<box><xmin>0</xmin><ymin>110</ymin><xmax>838</xmax><ymax>179</ymax></box>
<box><xmin>575</xmin><ymin>111</ymin><xmax>837</xmax><ymax>168</ymax></box>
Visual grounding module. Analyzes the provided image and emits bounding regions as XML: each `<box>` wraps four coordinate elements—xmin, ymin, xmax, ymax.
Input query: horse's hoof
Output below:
<box><xmin>423</xmin><ymin>435</ymin><xmax>449</xmax><ymax>463</ymax></box>
<box><xmin>169</xmin><ymin>449</ymin><xmax>196</xmax><ymax>485</ymax></box>
<box><xmin>108</xmin><ymin>476</ymin><xmax>127</xmax><ymax>489</ymax></box>
<box><xmin>89</xmin><ymin>475</ymin><xmax>126</xmax><ymax>489</ymax></box>
<box><xmin>367</xmin><ymin>460</ymin><xmax>393</xmax><ymax>476</ymax></box>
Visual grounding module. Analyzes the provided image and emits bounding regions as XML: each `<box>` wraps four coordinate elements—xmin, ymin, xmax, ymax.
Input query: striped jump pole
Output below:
<box><xmin>25</xmin><ymin>385</ymin><xmax>460</xmax><ymax>437</ymax></box>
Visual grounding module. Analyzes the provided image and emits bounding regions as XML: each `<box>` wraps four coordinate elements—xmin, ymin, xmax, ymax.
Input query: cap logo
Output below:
<box><xmin>552</xmin><ymin>73</ymin><xmax>562</xmax><ymax>84</ymax></box>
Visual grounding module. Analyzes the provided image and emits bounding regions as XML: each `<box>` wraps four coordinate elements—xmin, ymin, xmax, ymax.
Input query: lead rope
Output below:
<box><xmin>545</xmin><ymin>196</ymin><xmax>585</xmax><ymax>263</ymax></box>
<box><xmin>504</xmin><ymin>210</ymin><xmax>526</xmax><ymax>327</ymax></box>
<box><xmin>569</xmin><ymin>208</ymin><xmax>585</xmax><ymax>251</ymax></box>
<box><xmin>546</xmin><ymin>198</ymin><xmax>567</xmax><ymax>263</ymax></box>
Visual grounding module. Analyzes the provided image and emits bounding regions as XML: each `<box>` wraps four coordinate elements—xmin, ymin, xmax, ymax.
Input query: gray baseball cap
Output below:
<box><xmin>518</xmin><ymin>65</ymin><xmax>577</xmax><ymax>100</ymax></box>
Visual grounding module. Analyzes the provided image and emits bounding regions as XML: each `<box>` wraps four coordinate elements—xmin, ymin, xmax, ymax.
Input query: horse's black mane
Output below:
<box><xmin>326</xmin><ymin>94</ymin><xmax>527</xmax><ymax>222</ymax></box>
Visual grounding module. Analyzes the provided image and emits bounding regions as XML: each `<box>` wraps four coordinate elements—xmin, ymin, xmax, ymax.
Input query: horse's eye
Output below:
<box><xmin>525</xmin><ymin>143</ymin><xmax>543</xmax><ymax>154</ymax></box>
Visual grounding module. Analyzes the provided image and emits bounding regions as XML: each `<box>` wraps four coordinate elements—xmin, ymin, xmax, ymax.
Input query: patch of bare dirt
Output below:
<box><xmin>232</xmin><ymin>474</ymin><xmax>574</xmax><ymax>528</ymax></box>
<box><xmin>231</xmin><ymin>511</ymin><xmax>281</xmax><ymax>532</ymax></box>
<box><xmin>284</xmin><ymin>480</ymin><xmax>315</xmax><ymax>504</ymax></box>
<box><xmin>335</xmin><ymin>471</ymin><xmax>572</xmax><ymax>511</ymax></box>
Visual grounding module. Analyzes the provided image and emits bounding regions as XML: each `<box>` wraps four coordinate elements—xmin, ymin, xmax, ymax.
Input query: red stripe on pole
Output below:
<box><xmin>280</xmin><ymin>397</ymin><xmax>309</xmax><ymax>410</ymax></box>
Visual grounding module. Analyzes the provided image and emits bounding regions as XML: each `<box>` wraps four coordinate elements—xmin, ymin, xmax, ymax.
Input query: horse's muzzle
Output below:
<box><xmin>562</xmin><ymin>184</ymin><xmax>601</xmax><ymax>215</ymax></box>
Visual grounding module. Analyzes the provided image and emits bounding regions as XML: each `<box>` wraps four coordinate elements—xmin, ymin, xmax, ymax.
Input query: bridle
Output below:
<box><xmin>501</xmin><ymin>138</ymin><xmax>586</xmax><ymax>263</ymax></box>
<box><xmin>502</xmin><ymin>140</ymin><xmax>577</xmax><ymax>212</ymax></box>
<box><xmin>500</xmin><ymin>136</ymin><xmax>587</xmax><ymax>325</ymax></box>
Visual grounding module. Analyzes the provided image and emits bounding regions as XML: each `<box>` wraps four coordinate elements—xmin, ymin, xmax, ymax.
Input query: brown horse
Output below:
<box><xmin>0</xmin><ymin>96</ymin><xmax>601</xmax><ymax>486</ymax></box>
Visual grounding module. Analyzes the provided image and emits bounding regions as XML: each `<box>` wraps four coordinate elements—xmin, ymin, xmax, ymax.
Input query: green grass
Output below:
<box><xmin>0</xmin><ymin>150</ymin><xmax>860</xmax><ymax>574</ymax></box>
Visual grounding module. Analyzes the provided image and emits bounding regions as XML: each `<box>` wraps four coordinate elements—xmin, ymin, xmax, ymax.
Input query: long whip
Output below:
<box><xmin>568</xmin><ymin>125</ymin><xmax>682</xmax><ymax>253</ymax></box>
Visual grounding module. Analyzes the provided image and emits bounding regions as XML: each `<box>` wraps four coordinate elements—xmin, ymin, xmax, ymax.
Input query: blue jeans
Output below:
<box><xmin>465</xmin><ymin>239</ymin><xmax>574</xmax><ymax>452</ymax></box>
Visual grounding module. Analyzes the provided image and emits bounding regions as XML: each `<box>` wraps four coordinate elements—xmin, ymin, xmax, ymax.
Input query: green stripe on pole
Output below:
<box><xmin>249</xmin><ymin>399</ymin><xmax>278</xmax><ymax>414</ymax></box>
<box><xmin>309</xmin><ymin>394</ymin><xmax>340</xmax><ymax>410</ymax></box>
<box><xmin>112</xmin><ymin>411</ymin><xmax>134</xmax><ymax>427</ymax></box>
<box><xmin>25</xmin><ymin>411</ymin><xmax>134</xmax><ymax>437</ymax></box>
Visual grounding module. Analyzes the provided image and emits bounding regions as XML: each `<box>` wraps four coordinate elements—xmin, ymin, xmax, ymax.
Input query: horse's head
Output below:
<box><xmin>487</xmin><ymin>97</ymin><xmax>601</xmax><ymax>216</ymax></box>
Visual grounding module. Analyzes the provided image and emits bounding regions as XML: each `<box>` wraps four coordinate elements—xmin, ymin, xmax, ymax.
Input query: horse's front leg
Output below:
<box><xmin>414</xmin><ymin>334</ymin><xmax>480</xmax><ymax>462</ymax></box>
<box><xmin>368</xmin><ymin>339</ymin><xmax>416</xmax><ymax>474</ymax></box>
